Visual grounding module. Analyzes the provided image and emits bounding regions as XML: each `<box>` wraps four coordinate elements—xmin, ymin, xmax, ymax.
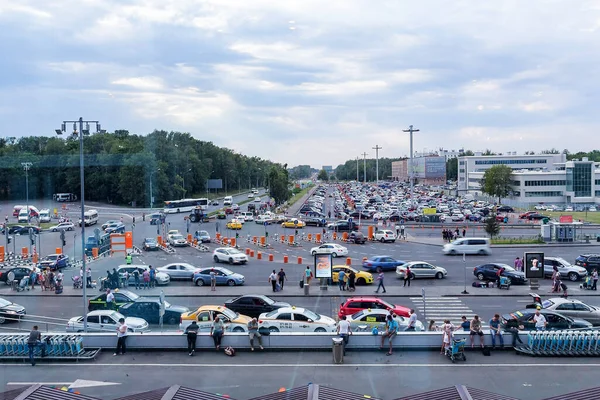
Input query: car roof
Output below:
<box><xmin>133</xmin><ymin>297</ymin><xmax>159</xmax><ymax>303</ymax></box>
<box><xmin>344</xmin><ymin>297</ymin><xmax>386</xmax><ymax>302</ymax></box>
<box><xmin>546</xmin><ymin>297</ymin><xmax>584</xmax><ymax>305</ymax></box>
<box><xmin>275</xmin><ymin>307</ymin><xmax>306</xmax><ymax>313</ymax></box>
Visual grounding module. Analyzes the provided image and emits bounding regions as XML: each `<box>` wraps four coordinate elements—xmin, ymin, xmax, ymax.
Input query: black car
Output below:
<box><xmin>143</xmin><ymin>237</ymin><xmax>159</xmax><ymax>251</ymax></box>
<box><xmin>88</xmin><ymin>289</ymin><xmax>140</xmax><ymax>312</ymax></box>
<box><xmin>0</xmin><ymin>266</ymin><xmax>33</xmax><ymax>284</ymax></box>
<box><xmin>15</xmin><ymin>226</ymin><xmax>41</xmax><ymax>235</ymax></box>
<box><xmin>7</xmin><ymin>225</ymin><xmax>24</xmax><ymax>235</ymax></box>
<box><xmin>224</xmin><ymin>294</ymin><xmax>291</xmax><ymax>319</ymax></box>
<box><xmin>304</xmin><ymin>217</ymin><xmax>326</xmax><ymax>227</ymax></box>
<box><xmin>118</xmin><ymin>297</ymin><xmax>189</xmax><ymax>325</ymax></box>
<box><xmin>501</xmin><ymin>309</ymin><xmax>592</xmax><ymax>331</ymax></box>
<box><xmin>473</xmin><ymin>263</ymin><xmax>528</xmax><ymax>285</ymax></box>
<box><xmin>0</xmin><ymin>297</ymin><xmax>26</xmax><ymax>324</ymax></box>
<box><xmin>349</xmin><ymin>211</ymin><xmax>371</xmax><ymax>220</ymax></box>
<box><xmin>348</xmin><ymin>231</ymin><xmax>366</xmax><ymax>244</ymax></box>
<box><xmin>497</xmin><ymin>206</ymin><xmax>514</xmax><ymax>213</ymax></box>
<box><xmin>575</xmin><ymin>254</ymin><xmax>600</xmax><ymax>272</ymax></box>
<box><xmin>149</xmin><ymin>213</ymin><xmax>164</xmax><ymax>225</ymax></box>
<box><xmin>527</xmin><ymin>213</ymin><xmax>547</xmax><ymax>220</ymax></box>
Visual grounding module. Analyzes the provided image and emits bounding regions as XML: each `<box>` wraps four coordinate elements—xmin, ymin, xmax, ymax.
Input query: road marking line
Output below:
<box><xmin>3</xmin><ymin>363</ymin><xmax>598</xmax><ymax>368</ymax></box>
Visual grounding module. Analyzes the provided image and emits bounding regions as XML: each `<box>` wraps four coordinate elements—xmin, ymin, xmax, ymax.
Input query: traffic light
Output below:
<box><xmin>60</xmin><ymin>230</ymin><xmax>66</xmax><ymax>243</ymax></box>
<box><xmin>62</xmin><ymin>239</ymin><xmax>66</xmax><ymax>247</ymax></box>
<box><xmin>7</xmin><ymin>236</ymin><xmax>11</xmax><ymax>244</ymax></box>
<box><xmin>235</xmin><ymin>232</ymin><xmax>239</xmax><ymax>239</ymax></box>
<box><xmin>31</xmin><ymin>237</ymin><xmax>35</xmax><ymax>246</ymax></box>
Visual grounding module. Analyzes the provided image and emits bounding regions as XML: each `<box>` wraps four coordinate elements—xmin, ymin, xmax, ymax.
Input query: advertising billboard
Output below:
<box><xmin>314</xmin><ymin>253</ymin><xmax>333</xmax><ymax>279</ymax></box>
<box><xmin>524</xmin><ymin>252</ymin><xmax>544</xmax><ymax>279</ymax></box>
<box><xmin>425</xmin><ymin>157</ymin><xmax>446</xmax><ymax>179</ymax></box>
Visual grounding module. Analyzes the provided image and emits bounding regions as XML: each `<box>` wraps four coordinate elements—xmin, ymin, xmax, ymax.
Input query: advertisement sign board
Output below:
<box><xmin>423</xmin><ymin>207</ymin><xmax>437</xmax><ymax>215</ymax></box>
<box><xmin>559</xmin><ymin>215</ymin><xmax>573</xmax><ymax>223</ymax></box>
<box><xmin>524</xmin><ymin>252</ymin><xmax>544</xmax><ymax>279</ymax></box>
<box><xmin>314</xmin><ymin>253</ymin><xmax>332</xmax><ymax>279</ymax></box>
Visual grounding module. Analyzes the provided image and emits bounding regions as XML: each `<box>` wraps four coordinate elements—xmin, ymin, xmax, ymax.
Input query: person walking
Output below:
<box><xmin>395</xmin><ymin>225</ymin><xmax>400</xmax><ymax>238</ymax></box>
<box><xmin>462</xmin><ymin>228</ymin><xmax>466</xmax><ymax>238</ymax></box>
<box><xmin>29</xmin><ymin>268</ymin><xmax>37</xmax><ymax>290</ymax></box>
<box><xmin>121</xmin><ymin>271</ymin><xmax>129</xmax><ymax>288</ymax></box>
<box><xmin>149</xmin><ymin>266</ymin><xmax>156</xmax><ymax>288</ymax></box>
<box><xmin>305</xmin><ymin>266</ymin><xmax>313</xmax><ymax>285</ymax></box>
<box><xmin>210</xmin><ymin>315</ymin><xmax>225</xmax><ymax>350</ymax></box>
<box><xmin>348</xmin><ymin>270</ymin><xmax>356</xmax><ymax>292</ymax></box>
<box><xmin>27</xmin><ymin>325</ymin><xmax>46</xmax><ymax>366</ymax></box>
<box><xmin>380</xmin><ymin>314</ymin><xmax>398</xmax><ymax>356</ymax></box>
<box><xmin>403</xmin><ymin>266</ymin><xmax>412</xmax><ymax>287</ymax></box>
<box><xmin>336</xmin><ymin>315</ymin><xmax>352</xmax><ymax>355</ymax></box>
<box><xmin>551</xmin><ymin>266</ymin><xmax>560</xmax><ymax>293</ymax></box>
<box><xmin>441</xmin><ymin>319</ymin><xmax>455</xmax><ymax>354</ymax></box>
<box><xmin>133</xmin><ymin>268</ymin><xmax>140</xmax><ymax>290</ymax></box>
<box><xmin>469</xmin><ymin>315</ymin><xmax>484</xmax><ymax>348</ymax></box>
<box><xmin>247</xmin><ymin>318</ymin><xmax>264</xmax><ymax>351</ymax></box>
<box><xmin>114</xmin><ymin>317</ymin><xmax>128</xmax><ymax>356</ymax></box>
<box><xmin>142</xmin><ymin>269</ymin><xmax>150</xmax><ymax>289</ymax></box>
<box><xmin>268</xmin><ymin>270</ymin><xmax>278</xmax><ymax>292</ymax></box>
<box><xmin>86</xmin><ymin>267</ymin><xmax>92</xmax><ymax>288</ymax></box>
<box><xmin>39</xmin><ymin>270</ymin><xmax>46</xmax><ymax>292</ymax></box>
<box><xmin>210</xmin><ymin>268</ymin><xmax>217</xmax><ymax>291</ymax></box>
<box><xmin>374</xmin><ymin>269</ymin><xmax>386</xmax><ymax>293</ymax></box>
<box><xmin>111</xmin><ymin>268</ymin><xmax>119</xmax><ymax>289</ymax></box>
<box><xmin>592</xmin><ymin>269</ymin><xmax>598</xmax><ymax>291</ymax></box>
<box><xmin>405</xmin><ymin>309</ymin><xmax>418</xmax><ymax>331</ymax></box>
<box><xmin>277</xmin><ymin>268</ymin><xmax>287</xmax><ymax>290</ymax></box>
<box><xmin>184</xmin><ymin>321</ymin><xmax>199</xmax><ymax>356</ymax></box>
<box><xmin>489</xmin><ymin>314</ymin><xmax>504</xmax><ymax>349</ymax></box>
<box><xmin>400</xmin><ymin>224</ymin><xmax>405</xmax><ymax>240</ymax></box>
<box><xmin>514</xmin><ymin>257</ymin><xmax>521</xmax><ymax>272</ymax></box>
<box><xmin>106</xmin><ymin>289</ymin><xmax>116</xmax><ymax>310</ymax></box>
<box><xmin>338</xmin><ymin>269</ymin><xmax>346</xmax><ymax>291</ymax></box>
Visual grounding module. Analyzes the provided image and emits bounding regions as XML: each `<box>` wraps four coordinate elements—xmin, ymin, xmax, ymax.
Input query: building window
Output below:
<box><xmin>512</xmin><ymin>181</ymin><xmax>521</xmax><ymax>186</ymax></box>
<box><xmin>596</xmin><ymin>191</ymin><xmax>600</xmax><ymax>196</ymax></box>
<box><xmin>459</xmin><ymin>169</ymin><xmax>465</xmax><ymax>173</ymax></box>
<box><xmin>524</xmin><ymin>191</ymin><xmax>563</xmax><ymax>197</ymax></box>
<box><xmin>595</xmin><ymin>179</ymin><xmax>600</xmax><ymax>186</ymax></box>
<box><xmin>572</xmin><ymin>164</ymin><xmax>592</xmax><ymax>197</ymax></box>
<box><xmin>524</xmin><ymin>180</ymin><xmax>566</xmax><ymax>187</ymax></box>
<box><xmin>474</xmin><ymin>159</ymin><xmax>547</xmax><ymax>165</ymax></box>
<box><xmin>459</xmin><ymin>161</ymin><xmax>465</xmax><ymax>166</ymax></box>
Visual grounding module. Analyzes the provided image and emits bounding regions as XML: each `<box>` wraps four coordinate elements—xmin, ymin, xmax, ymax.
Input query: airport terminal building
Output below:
<box><xmin>458</xmin><ymin>153</ymin><xmax>600</xmax><ymax>205</ymax></box>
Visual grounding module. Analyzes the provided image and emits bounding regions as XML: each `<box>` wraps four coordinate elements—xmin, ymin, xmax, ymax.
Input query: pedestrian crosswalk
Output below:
<box><xmin>409</xmin><ymin>297</ymin><xmax>487</xmax><ymax>328</ymax></box>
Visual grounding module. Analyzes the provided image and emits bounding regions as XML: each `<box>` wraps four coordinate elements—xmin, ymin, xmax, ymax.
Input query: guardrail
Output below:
<box><xmin>0</xmin><ymin>330</ymin><xmax>529</xmax><ymax>351</ymax></box>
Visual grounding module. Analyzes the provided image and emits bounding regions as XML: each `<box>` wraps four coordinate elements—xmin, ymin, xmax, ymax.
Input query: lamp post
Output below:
<box><xmin>149</xmin><ymin>168</ymin><xmax>160</xmax><ymax>209</ymax></box>
<box><xmin>356</xmin><ymin>156</ymin><xmax>359</xmax><ymax>182</ymax></box>
<box><xmin>182</xmin><ymin>168</ymin><xmax>192</xmax><ymax>196</ymax></box>
<box><xmin>21</xmin><ymin>162</ymin><xmax>32</xmax><ymax>224</ymax></box>
<box><xmin>56</xmin><ymin>117</ymin><xmax>104</xmax><ymax>332</ymax></box>
<box><xmin>372</xmin><ymin>145</ymin><xmax>382</xmax><ymax>185</ymax></box>
<box><xmin>403</xmin><ymin>125</ymin><xmax>420</xmax><ymax>205</ymax></box>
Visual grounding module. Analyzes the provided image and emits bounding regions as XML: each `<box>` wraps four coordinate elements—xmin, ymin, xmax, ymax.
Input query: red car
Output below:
<box><xmin>224</xmin><ymin>207</ymin><xmax>234</xmax><ymax>215</ymax></box>
<box><xmin>338</xmin><ymin>297</ymin><xmax>411</xmax><ymax>319</ymax></box>
<box><xmin>519</xmin><ymin>211</ymin><xmax>535</xmax><ymax>219</ymax></box>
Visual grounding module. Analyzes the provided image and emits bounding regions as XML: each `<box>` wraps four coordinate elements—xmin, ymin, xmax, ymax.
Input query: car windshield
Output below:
<box><xmin>265</xmin><ymin>310</ymin><xmax>279</xmax><ymax>318</ymax></box>
<box><xmin>110</xmin><ymin>311</ymin><xmax>125</xmax><ymax>320</ymax></box>
<box><xmin>172</xmin><ymin>235</ymin><xmax>184</xmax><ymax>240</ymax></box>
<box><xmin>199</xmin><ymin>231</ymin><xmax>208</xmax><ymax>235</ymax></box>
<box><xmin>0</xmin><ymin>298</ymin><xmax>12</xmax><ymax>307</ymax></box>
<box><xmin>227</xmin><ymin>249</ymin><xmax>241</xmax><ymax>255</ymax></box>
<box><xmin>221</xmin><ymin>308</ymin><xmax>237</xmax><ymax>319</ymax></box>
<box><xmin>554</xmin><ymin>257</ymin><xmax>570</xmax><ymax>266</ymax></box>
<box><xmin>541</xmin><ymin>300</ymin><xmax>554</xmax><ymax>308</ymax></box>
<box><xmin>220</xmin><ymin>268</ymin><xmax>234</xmax><ymax>275</ymax></box>
<box><xmin>304</xmin><ymin>310</ymin><xmax>320</xmax><ymax>321</ymax></box>
<box><xmin>379</xmin><ymin>299</ymin><xmax>395</xmax><ymax>309</ymax></box>
<box><xmin>145</xmin><ymin>238</ymin><xmax>156</xmax><ymax>243</ymax></box>
<box><xmin>350</xmin><ymin>310</ymin><xmax>365</xmax><ymax>319</ymax></box>
<box><xmin>499</xmin><ymin>265</ymin><xmax>516</xmax><ymax>272</ymax></box>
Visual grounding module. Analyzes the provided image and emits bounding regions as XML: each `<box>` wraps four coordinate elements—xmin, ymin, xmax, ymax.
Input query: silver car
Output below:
<box><xmin>157</xmin><ymin>263</ymin><xmax>197</xmax><ymax>280</ymax></box>
<box><xmin>544</xmin><ymin>256</ymin><xmax>588</xmax><ymax>281</ymax></box>
<box><xmin>396</xmin><ymin>261</ymin><xmax>447</xmax><ymax>280</ymax></box>
<box><xmin>66</xmin><ymin>310</ymin><xmax>149</xmax><ymax>333</ymax></box>
<box><xmin>541</xmin><ymin>298</ymin><xmax>600</xmax><ymax>326</ymax></box>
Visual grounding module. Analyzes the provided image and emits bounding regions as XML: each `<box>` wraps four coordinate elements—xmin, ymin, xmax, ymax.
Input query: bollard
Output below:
<box><xmin>215</xmin><ymin>233</ymin><xmax>221</xmax><ymax>241</ymax></box>
<box><xmin>332</xmin><ymin>337</ymin><xmax>344</xmax><ymax>364</ymax></box>
<box><xmin>250</xmin><ymin>250</ymin><xmax>255</xmax><ymax>258</ymax></box>
<box><xmin>346</xmin><ymin>257</ymin><xmax>352</xmax><ymax>266</ymax></box>
<box><xmin>253</xmin><ymin>236</ymin><xmax>258</xmax><ymax>244</ymax></box>
<box><xmin>283</xmin><ymin>255</ymin><xmax>289</xmax><ymax>263</ymax></box>
<box><xmin>342</xmin><ymin>232</ymin><xmax>348</xmax><ymax>241</ymax></box>
<box><xmin>269</xmin><ymin>254</ymin><xmax>274</xmax><ymax>262</ymax></box>
<box><xmin>368</xmin><ymin>226</ymin><xmax>374</xmax><ymax>240</ymax></box>
<box><xmin>298</xmin><ymin>256</ymin><xmax>303</xmax><ymax>264</ymax></box>
<box><xmin>230</xmin><ymin>238</ymin><xmax>236</xmax><ymax>247</ymax></box>
<box><xmin>333</xmin><ymin>232</ymin><xmax>337</xmax><ymax>240</ymax></box>
<box><xmin>92</xmin><ymin>248</ymin><xmax>99</xmax><ymax>258</ymax></box>
<box><xmin>260</xmin><ymin>236</ymin><xmax>266</xmax><ymax>246</ymax></box>
<box><xmin>56</xmin><ymin>248</ymin><xmax>62</xmax><ymax>255</ymax></box>
<box><xmin>245</xmin><ymin>248</ymin><xmax>251</xmax><ymax>255</ymax></box>
<box><xmin>257</xmin><ymin>252</ymin><xmax>262</xmax><ymax>260</ymax></box>
<box><xmin>187</xmin><ymin>233</ymin><xmax>192</xmax><ymax>243</ymax></box>
<box><xmin>21</xmin><ymin>247</ymin><xmax>28</xmax><ymax>258</ymax></box>
<box><xmin>316</xmin><ymin>233</ymin><xmax>322</xmax><ymax>242</ymax></box>
<box><xmin>362</xmin><ymin>256</ymin><xmax>367</xmax><ymax>262</ymax></box>
<box><xmin>288</xmin><ymin>235</ymin><xmax>294</xmax><ymax>245</ymax></box>
<box><xmin>307</xmin><ymin>234</ymin><xmax>312</xmax><ymax>241</ymax></box>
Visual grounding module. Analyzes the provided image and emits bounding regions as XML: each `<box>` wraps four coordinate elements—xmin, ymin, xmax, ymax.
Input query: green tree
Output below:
<box><xmin>484</xmin><ymin>214</ymin><xmax>501</xmax><ymax>238</ymax></box>
<box><xmin>481</xmin><ymin>165</ymin><xmax>513</xmax><ymax>204</ymax></box>
<box><xmin>446</xmin><ymin>158</ymin><xmax>458</xmax><ymax>181</ymax></box>
<box><xmin>317</xmin><ymin>169</ymin><xmax>329</xmax><ymax>181</ymax></box>
<box><xmin>268</xmin><ymin>165</ymin><xmax>291</xmax><ymax>205</ymax></box>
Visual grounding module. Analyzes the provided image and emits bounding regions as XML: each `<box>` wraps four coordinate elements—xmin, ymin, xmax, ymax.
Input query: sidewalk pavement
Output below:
<box><xmin>2</xmin><ymin>281</ymin><xmax>596</xmax><ymax>298</ymax></box>
<box><xmin>405</xmin><ymin>234</ymin><xmax>600</xmax><ymax>248</ymax></box>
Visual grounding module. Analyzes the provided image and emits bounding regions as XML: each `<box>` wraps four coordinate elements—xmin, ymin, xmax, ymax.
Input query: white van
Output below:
<box><xmin>39</xmin><ymin>209</ymin><xmax>51</xmax><ymax>223</ymax></box>
<box><xmin>443</xmin><ymin>237</ymin><xmax>491</xmax><ymax>256</ymax></box>
<box><xmin>17</xmin><ymin>208</ymin><xmax>29</xmax><ymax>223</ymax></box>
<box><xmin>79</xmin><ymin>209</ymin><xmax>99</xmax><ymax>227</ymax></box>
<box><xmin>53</xmin><ymin>193</ymin><xmax>77</xmax><ymax>202</ymax></box>
<box><xmin>223</xmin><ymin>196</ymin><xmax>233</xmax><ymax>206</ymax></box>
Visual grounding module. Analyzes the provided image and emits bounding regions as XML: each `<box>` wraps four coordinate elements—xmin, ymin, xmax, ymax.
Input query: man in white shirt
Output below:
<box><xmin>406</xmin><ymin>309</ymin><xmax>418</xmax><ymax>331</ymax></box>
<box><xmin>114</xmin><ymin>318</ymin><xmax>128</xmax><ymax>356</ymax></box>
<box><xmin>106</xmin><ymin>289</ymin><xmax>115</xmax><ymax>310</ymax></box>
<box><xmin>336</xmin><ymin>316</ymin><xmax>352</xmax><ymax>355</ymax></box>
<box><xmin>533</xmin><ymin>308</ymin><xmax>547</xmax><ymax>331</ymax></box>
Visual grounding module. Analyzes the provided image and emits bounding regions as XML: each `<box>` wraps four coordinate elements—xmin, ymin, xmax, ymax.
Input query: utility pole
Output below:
<box><xmin>361</xmin><ymin>152</ymin><xmax>368</xmax><ymax>183</ymax></box>
<box><xmin>372</xmin><ymin>145</ymin><xmax>382</xmax><ymax>185</ymax></box>
<box><xmin>22</xmin><ymin>162</ymin><xmax>32</xmax><ymax>223</ymax></box>
<box><xmin>403</xmin><ymin>125</ymin><xmax>420</xmax><ymax>205</ymax></box>
<box><xmin>356</xmin><ymin>156</ymin><xmax>359</xmax><ymax>182</ymax></box>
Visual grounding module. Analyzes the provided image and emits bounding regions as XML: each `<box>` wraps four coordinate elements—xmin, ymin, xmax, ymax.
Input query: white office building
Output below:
<box><xmin>458</xmin><ymin>154</ymin><xmax>600</xmax><ymax>205</ymax></box>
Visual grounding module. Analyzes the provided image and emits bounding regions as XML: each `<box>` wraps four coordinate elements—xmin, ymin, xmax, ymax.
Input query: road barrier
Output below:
<box><xmin>0</xmin><ymin>333</ymin><xmax>100</xmax><ymax>360</ymax></box>
<box><xmin>516</xmin><ymin>330</ymin><xmax>600</xmax><ymax>356</ymax></box>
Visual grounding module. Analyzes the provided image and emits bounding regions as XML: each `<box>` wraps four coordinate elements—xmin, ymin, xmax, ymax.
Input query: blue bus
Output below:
<box><xmin>85</xmin><ymin>233</ymin><xmax>111</xmax><ymax>256</ymax></box>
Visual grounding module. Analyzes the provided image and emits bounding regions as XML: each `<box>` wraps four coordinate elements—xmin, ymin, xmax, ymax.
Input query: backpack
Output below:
<box><xmin>224</xmin><ymin>346</ymin><xmax>236</xmax><ymax>356</ymax></box>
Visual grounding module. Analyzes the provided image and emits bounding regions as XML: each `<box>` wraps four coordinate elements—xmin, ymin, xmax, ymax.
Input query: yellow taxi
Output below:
<box><xmin>226</xmin><ymin>219</ymin><xmax>243</xmax><ymax>230</ymax></box>
<box><xmin>179</xmin><ymin>305</ymin><xmax>251</xmax><ymax>332</ymax></box>
<box><xmin>281</xmin><ymin>218</ymin><xmax>306</xmax><ymax>228</ymax></box>
<box><xmin>332</xmin><ymin>265</ymin><xmax>373</xmax><ymax>285</ymax></box>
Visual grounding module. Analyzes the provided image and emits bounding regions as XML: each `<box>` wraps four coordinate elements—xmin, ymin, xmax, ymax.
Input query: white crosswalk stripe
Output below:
<box><xmin>409</xmin><ymin>297</ymin><xmax>488</xmax><ymax>327</ymax></box>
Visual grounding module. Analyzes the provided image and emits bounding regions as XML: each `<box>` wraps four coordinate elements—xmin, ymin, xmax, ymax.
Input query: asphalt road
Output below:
<box><xmin>1</xmin><ymin>351</ymin><xmax>598</xmax><ymax>400</ymax></box>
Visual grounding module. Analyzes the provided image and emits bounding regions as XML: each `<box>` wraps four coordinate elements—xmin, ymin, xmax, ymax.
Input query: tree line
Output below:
<box><xmin>0</xmin><ymin>130</ymin><xmax>291</xmax><ymax>206</ymax></box>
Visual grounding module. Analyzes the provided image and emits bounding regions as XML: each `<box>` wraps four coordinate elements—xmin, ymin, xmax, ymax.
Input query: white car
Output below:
<box><xmin>310</xmin><ymin>243</ymin><xmax>348</xmax><ymax>257</ymax></box>
<box><xmin>213</xmin><ymin>247</ymin><xmax>249</xmax><ymax>264</ymax></box>
<box><xmin>258</xmin><ymin>307</ymin><xmax>336</xmax><ymax>333</ymax></box>
<box><xmin>156</xmin><ymin>263</ymin><xmax>198</xmax><ymax>280</ymax></box>
<box><xmin>240</xmin><ymin>212</ymin><xmax>254</xmax><ymax>222</ymax></box>
<box><xmin>66</xmin><ymin>310</ymin><xmax>149</xmax><ymax>333</ymax></box>
<box><xmin>168</xmin><ymin>234</ymin><xmax>188</xmax><ymax>247</ymax></box>
<box><xmin>167</xmin><ymin>229</ymin><xmax>180</xmax><ymax>237</ymax></box>
<box><xmin>255</xmin><ymin>214</ymin><xmax>273</xmax><ymax>224</ymax></box>
<box><xmin>590</xmin><ymin>206</ymin><xmax>598</xmax><ymax>212</ymax></box>
<box><xmin>374</xmin><ymin>230</ymin><xmax>396</xmax><ymax>243</ymax></box>
<box><xmin>347</xmin><ymin>309</ymin><xmax>425</xmax><ymax>331</ymax></box>
<box><xmin>451</xmin><ymin>214</ymin><xmax>465</xmax><ymax>222</ymax></box>
<box><xmin>50</xmin><ymin>222</ymin><xmax>75</xmax><ymax>232</ymax></box>
<box><xmin>254</xmin><ymin>197</ymin><xmax>261</xmax><ymax>203</ymax></box>
<box><xmin>232</xmin><ymin>204</ymin><xmax>240</xmax><ymax>211</ymax></box>
<box><xmin>248</xmin><ymin>193</ymin><xmax>255</xmax><ymax>198</ymax></box>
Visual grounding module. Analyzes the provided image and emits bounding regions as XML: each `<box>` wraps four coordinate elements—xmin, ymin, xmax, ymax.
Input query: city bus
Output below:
<box><xmin>163</xmin><ymin>198</ymin><xmax>209</xmax><ymax>214</ymax></box>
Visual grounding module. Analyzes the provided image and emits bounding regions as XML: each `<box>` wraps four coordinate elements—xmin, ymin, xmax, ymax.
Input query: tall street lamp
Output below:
<box><xmin>56</xmin><ymin>117</ymin><xmax>104</xmax><ymax>332</ymax></box>
<box><xmin>150</xmin><ymin>168</ymin><xmax>160</xmax><ymax>209</ymax></box>
<box><xmin>182</xmin><ymin>168</ymin><xmax>192</xmax><ymax>196</ymax></box>
<box><xmin>21</xmin><ymin>162</ymin><xmax>32</xmax><ymax>223</ymax></box>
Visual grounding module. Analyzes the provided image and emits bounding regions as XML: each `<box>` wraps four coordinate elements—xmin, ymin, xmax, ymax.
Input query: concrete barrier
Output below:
<box><xmin>11</xmin><ymin>330</ymin><xmax>528</xmax><ymax>351</ymax></box>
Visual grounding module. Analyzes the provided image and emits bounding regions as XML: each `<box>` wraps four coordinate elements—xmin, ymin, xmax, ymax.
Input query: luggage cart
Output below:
<box><xmin>497</xmin><ymin>276</ymin><xmax>511</xmax><ymax>290</ymax></box>
<box><xmin>445</xmin><ymin>338</ymin><xmax>467</xmax><ymax>363</ymax></box>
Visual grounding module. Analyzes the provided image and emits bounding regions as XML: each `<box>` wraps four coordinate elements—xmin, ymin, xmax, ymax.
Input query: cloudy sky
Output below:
<box><xmin>0</xmin><ymin>1</ymin><xmax>599</xmax><ymax>167</ymax></box>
